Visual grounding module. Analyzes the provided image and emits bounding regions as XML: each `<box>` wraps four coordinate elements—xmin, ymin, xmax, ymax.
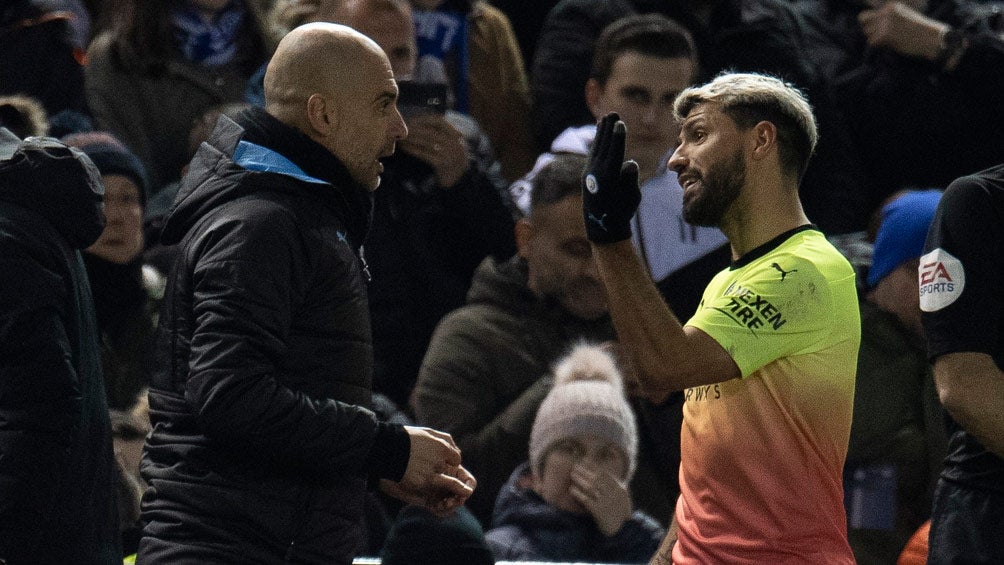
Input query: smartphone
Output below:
<box><xmin>397</xmin><ymin>81</ymin><xmax>448</xmax><ymax>115</ymax></box>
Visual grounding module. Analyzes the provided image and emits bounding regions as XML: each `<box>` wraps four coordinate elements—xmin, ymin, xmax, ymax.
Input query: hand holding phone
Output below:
<box><xmin>397</xmin><ymin>80</ymin><xmax>448</xmax><ymax>117</ymax></box>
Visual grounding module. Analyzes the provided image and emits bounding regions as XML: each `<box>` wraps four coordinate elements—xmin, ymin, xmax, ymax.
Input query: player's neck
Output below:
<box><xmin>721</xmin><ymin>179</ymin><xmax>808</xmax><ymax>260</ymax></box>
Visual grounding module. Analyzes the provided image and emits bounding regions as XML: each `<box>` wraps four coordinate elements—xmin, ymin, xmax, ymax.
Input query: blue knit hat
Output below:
<box><xmin>867</xmin><ymin>189</ymin><xmax>942</xmax><ymax>288</ymax></box>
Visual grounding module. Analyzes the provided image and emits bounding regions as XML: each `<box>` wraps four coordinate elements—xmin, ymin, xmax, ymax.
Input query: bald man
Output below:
<box><xmin>138</xmin><ymin>23</ymin><xmax>475</xmax><ymax>564</ymax></box>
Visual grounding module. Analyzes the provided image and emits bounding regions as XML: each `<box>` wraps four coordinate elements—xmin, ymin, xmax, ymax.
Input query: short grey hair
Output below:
<box><xmin>674</xmin><ymin>72</ymin><xmax>818</xmax><ymax>181</ymax></box>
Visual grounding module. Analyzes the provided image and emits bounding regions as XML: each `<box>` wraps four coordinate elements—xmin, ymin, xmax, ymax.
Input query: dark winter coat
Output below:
<box><xmin>485</xmin><ymin>463</ymin><xmax>664</xmax><ymax>563</ymax></box>
<box><xmin>138</xmin><ymin>108</ymin><xmax>409</xmax><ymax>564</ymax></box>
<box><xmin>796</xmin><ymin>0</ymin><xmax>1004</xmax><ymax>193</ymax></box>
<box><xmin>367</xmin><ymin>111</ymin><xmax>516</xmax><ymax>409</ymax></box>
<box><xmin>0</xmin><ymin>130</ymin><xmax>121</xmax><ymax>564</ymax></box>
<box><xmin>0</xmin><ymin>1</ymin><xmax>86</xmax><ymax>115</ymax></box>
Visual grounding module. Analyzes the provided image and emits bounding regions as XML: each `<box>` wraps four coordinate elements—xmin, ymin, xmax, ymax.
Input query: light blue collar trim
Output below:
<box><xmin>233</xmin><ymin>140</ymin><xmax>327</xmax><ymax>185</ymax></box>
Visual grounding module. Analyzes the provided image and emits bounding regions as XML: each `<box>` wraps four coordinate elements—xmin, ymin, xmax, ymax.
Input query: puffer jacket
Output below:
<box><xmin>0</xmin><ymin>130</ymin><xmax>120</xmax><ymax>564</ymax></box>
<box><xmin>138</xmin><ymin>108</ymin><xmax>409</xmax><ymax>564</ymax></box>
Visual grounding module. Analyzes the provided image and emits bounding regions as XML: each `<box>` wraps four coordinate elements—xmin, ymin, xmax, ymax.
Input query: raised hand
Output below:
<box><xmin>399</xmin><ymin>114</ymin><xmax>470</xmax><ymax>188</ymax></box>
<box><xmin>569</xmin><ymin>462</ymin><xmax>632</xmax><ymax>537</ymax></box>
<box><xmin>582</xmin><ymin>112</ymin><xmax>641</xmax><ymax>245</ymax></box>
<box><xmin>858</xmin><ymin>1</ymin><xmax>948</xmax><ymax>61</ymax></box>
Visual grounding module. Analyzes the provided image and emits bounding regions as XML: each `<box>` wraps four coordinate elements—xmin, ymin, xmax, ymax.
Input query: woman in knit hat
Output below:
<box><xmin>485</xmin><ymin>343</ymin><xmax>664</xmax><ymax>562</ymax></box>
<box><xmin>62</xmin><ymin>131</ymin><xmax>156</xmax><ymax>411</ymax></box>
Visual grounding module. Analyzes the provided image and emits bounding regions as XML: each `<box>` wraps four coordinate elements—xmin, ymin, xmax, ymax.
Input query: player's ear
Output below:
<box><xmin>749</xmin><ymin>120</ymin><xmax>777</xmax><ymax>161</ymax></box>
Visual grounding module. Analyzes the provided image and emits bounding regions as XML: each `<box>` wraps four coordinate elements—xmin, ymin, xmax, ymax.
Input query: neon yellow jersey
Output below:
<box><xmin>673</xmin><ymin>226</ymin><xmax>860</xmax><ymax>564</ymax></box>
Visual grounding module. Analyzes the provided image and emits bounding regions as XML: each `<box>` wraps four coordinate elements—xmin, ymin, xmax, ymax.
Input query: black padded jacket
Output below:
<box><xmin>139</xmin><ymin>108</ymin><xmax>409</xmax><ymax>564</ymax></box>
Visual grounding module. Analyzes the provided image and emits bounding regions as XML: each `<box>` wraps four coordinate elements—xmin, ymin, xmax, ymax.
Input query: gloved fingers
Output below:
<box><xmin>610</xmin><ymin>118</ymin><xmax>626</xmax><ymax>170</ymax></box>
<box><xmin>619</xmin><ymin>159</ymin><xmax>639</xmax><ymax>192</ymax></box>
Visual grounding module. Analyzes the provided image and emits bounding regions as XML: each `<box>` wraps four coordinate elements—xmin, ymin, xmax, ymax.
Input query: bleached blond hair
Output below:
<box><xmin>674</xmin><ymin>72</ymin><xmax>818</xmax><ymax>181</ymax></box>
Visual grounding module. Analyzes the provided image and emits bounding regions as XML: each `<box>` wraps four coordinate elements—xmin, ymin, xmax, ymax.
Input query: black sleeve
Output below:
<box><xmin>950</xmin><ymin>10</ymin><xmax>1004</xmax><ymax>108</ymax></box>
<box><xmin>921</xmin><ymin>170</ymin><xmax>1004</xmax><ymax>361</ymax></box>
<box><xmin>435</xmin><ymin>126</ymin><xmax>517</xmax><ymax>273</ymax></box>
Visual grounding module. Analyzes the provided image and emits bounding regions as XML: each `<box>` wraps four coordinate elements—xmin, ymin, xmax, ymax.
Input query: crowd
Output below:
<box><xmin>1</xmin><ymin>0</ymin><xmax>1002</xmax><ymax>563</ymax></box>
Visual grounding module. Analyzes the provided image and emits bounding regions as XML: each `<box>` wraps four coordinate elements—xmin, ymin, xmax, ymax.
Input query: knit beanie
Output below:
<box><xmin>61</xmin><ymin>131</ymin><xmax>149</xmax><ymax>206</ymax></box>
<box><xmin>867</xmin><ymin>189</ymin><xmax>942</xmax><ymax>288</ymax></box>
<box><xmin>529</xmin><ymin>343</ymin><xmax>638</xmax><ymax>480</ymax></box>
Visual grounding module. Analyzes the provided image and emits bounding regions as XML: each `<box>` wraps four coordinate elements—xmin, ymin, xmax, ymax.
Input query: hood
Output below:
<box><xmin>161</xmin><ymin>107</ymin><xmax>373</xmax><ymax>248</ymax></box>
<box><xmin>0</xmin><ymin>128</ymin><xmax>105</xmax><ymax>248</ymax></box>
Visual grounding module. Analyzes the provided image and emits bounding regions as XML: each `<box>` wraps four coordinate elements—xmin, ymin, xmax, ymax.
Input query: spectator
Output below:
<box><xmin>0</xmin><ymin>128</ymin><xmax>120</xmax><ymax>563</ymax></box>
<box><xmin>329</xmin><ymin>0</ymin><xmax>516</xmax><ymax>410</ymax></box>
<box><xmin>85</xmin><ymin>0</ymin><xmax>275</xmax><ymax>195</ymax></box>
<box><xmin>137</xmin><ymin>23</ymin><xmax>474</xmax><ymax>563</ymax></box>
<box><xmin>416</xmin><ymin>154</ymin><xmax>681</xmax><ymax>527</ymax></box>
<box><xmin>532</xmin><ymin>0</ymin><xmax>875</xmax><ymax>234</ymax></box>
<box><xmin>920</xmin><ymin>163</ymin><xmax>1004</xmax><ymax>564</ymax></box>
<box><xmin>62</xmin><ymin>131</ymin><xmax>157</xmax><ymax>411</ymax></box>
<box><xmin>408</xmin><ymin>0</ymin><xmax>534</xmax><ymax>181</ymax></box>
<box><xmin>583</xmin><ymin>74</ymin><xmax>859</xmax><ymax>563</ymax></box>
<box><xmin>797</xmin><ymin>0</ymin><xmax>1004</xmax><ymax>195</ymax></box>
<box><xmin>847</xmin><ymin>189</ymin><xmax>948</xmax><ymax>564</ymax></box>
<box><xmin>485</xmin><ymin>344</ymin><xmax>664</xmax><ymax>562</ymax></box>
<box><xmin>0</xmin><ymin>0</ymin><xmax>87</xmax><ymax>116</ymax></box>
<box><xmin>511</xmin><ymin>14</ymin><xmax>728</xmax><ymax>320</ymax></box>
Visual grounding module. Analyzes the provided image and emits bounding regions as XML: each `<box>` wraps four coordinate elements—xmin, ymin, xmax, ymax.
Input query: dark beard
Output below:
<box><xmin>682</xmin><ymin>149</ymin><xmax>745</xmax><ymax>227</ymax></box>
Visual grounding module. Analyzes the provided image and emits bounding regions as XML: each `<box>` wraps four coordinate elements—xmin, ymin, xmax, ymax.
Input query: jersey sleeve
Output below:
<box><xmin>687</xmin><ymin>255</ymin><xmax>836</xmax><ymax>378</ymax></box>
<box><xmin>921</xmin><ymin>178</ymin><xmax>1003</xmax><ymax>359</ymax></box>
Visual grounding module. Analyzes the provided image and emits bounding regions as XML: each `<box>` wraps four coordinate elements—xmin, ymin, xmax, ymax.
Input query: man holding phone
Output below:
<box><xmin>330</xmin><ymin>0</ymin><xmax>517</xmax><ymax>412</ymax></box>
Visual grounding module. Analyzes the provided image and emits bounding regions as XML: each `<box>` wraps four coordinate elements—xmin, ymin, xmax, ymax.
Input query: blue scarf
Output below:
<box><xmin>172</xmin><ymin>1</ymin><xmax>245</xmax><ymax>67</ymax></box>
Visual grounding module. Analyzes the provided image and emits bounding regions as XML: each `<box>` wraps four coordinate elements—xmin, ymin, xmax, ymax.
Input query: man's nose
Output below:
<box><xmin>579</xmin><ymin>255</ymin><xmax>601</xmax><ymax>281</ymax></box>
<box><xmin>392</xmin><ymin>107</ymin><xmax>408</xmax><ymax>141</ymax></box>
<box><xmin>667</xmin><ymin>147</ymin><xmax>687</xmax><ymax>173</ymax></box>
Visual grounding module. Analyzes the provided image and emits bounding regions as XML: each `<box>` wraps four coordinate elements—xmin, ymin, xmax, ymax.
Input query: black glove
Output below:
<box><xmin>582</xmin><ymin>112</ymin><xmax>641</xmax><ymax>244</ymax></box>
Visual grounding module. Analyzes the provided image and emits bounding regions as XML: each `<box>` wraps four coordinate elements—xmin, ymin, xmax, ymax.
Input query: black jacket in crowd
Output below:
<box><xmin>367</xmin><ymin>111</ymin><xmax>516</xmax><ymax>409</ymax></box>
<box><xmin>797</xmin><ymin>0</ymin><xmax>1004</xmax><ymax>193</ymax></box>
<box><xmin>0</xmin><ymin>130</ymin><xmax>120</xmax><ymax>564</ymax></box>
<box><xmin>139</xmin><ymin>108</ymin><xmax>410</xmax><ymax>564</ymax></box>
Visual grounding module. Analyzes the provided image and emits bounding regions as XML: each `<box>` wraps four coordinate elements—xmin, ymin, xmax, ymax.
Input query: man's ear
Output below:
<box><xmin>306</xmin><ymin>93</ymin><xmax>335</xmax><ymax>137</ymax></box>
<box><xmin>515</xmin><ymin>217</ymin><xmax>533</xmax><ymax>259</ymax></box>
<box><xmin>750</xmin><ymin>120</ymin><xmax>778</xmax><ymax>161</ymax></box>
<box><xmin>585</xmin><ymin>78</ymin><xmax>604</xmax><ymax>121</ymax></box>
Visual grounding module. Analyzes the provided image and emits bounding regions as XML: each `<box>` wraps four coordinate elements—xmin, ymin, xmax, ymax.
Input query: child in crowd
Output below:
<box><xmin>485</xmin><ymin>343</ymin><xmax>664</xmax><ymax>562</ymax></box>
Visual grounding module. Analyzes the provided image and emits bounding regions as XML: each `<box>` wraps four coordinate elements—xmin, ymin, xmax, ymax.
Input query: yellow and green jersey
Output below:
<box><xmin>674</xmin><ymin>226</ymin><xmax>860</xmax><ymax>564</ymax></box>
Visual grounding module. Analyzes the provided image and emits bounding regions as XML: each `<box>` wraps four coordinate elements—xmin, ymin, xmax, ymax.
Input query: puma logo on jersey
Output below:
<box><xmin>771</xmin><ymin>262</ymin><xmax>798</xmax><ymax>281</ymax></box>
